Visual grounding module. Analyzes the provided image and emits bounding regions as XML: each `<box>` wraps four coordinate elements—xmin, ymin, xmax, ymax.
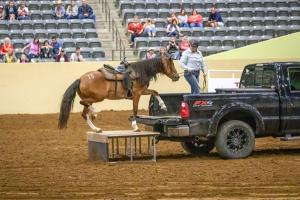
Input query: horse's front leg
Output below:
<box><xmin>142</xmin><ymin>89</ymin><xmax>167</xmax><ymax>111</ymax></box>
<box><xmin>132</xmin><ymin>92</ymin><xmax>141</xmax><ymax>132</ymax></box>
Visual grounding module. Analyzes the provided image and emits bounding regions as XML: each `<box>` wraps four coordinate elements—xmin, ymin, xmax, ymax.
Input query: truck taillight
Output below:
<box><xmin>181</xmin><ymin>101</ymin><xmax>190</xmax><ymax>120</ymax></box>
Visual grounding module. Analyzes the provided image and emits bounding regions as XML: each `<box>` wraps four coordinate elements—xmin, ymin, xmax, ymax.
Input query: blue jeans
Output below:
<box><xmin>78</xmin><ymin>14</ymin><xmax>95</xmax><ymax>21</ymax></box>
<box><xmin>184</xmin><ymin>70</ymin><xmax>200</xmax><ymax>94</ymax></box>
<box><xmin>189</xmin><ymin>22</ymin><xmax>203</xmax><ymax>28</ymax></box>
<box><xmin>179</xmin><ymin>22</ymin><xmax>189</xmax><ymax>27</ymax></box>
<box><xmin>170</xmin><ymin>51</ymin><xmax>180</xmax><ymax>60</ymax></box>
<box><xmin>167</xmin><ymin>31</ymin><xmax>178</xmax><ymax>37</ymax></box>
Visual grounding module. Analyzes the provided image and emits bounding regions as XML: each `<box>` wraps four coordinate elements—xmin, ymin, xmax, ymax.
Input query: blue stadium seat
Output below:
<box><xmin>8</xmin><ymin>21</ymin><xmax>20</xmax><ymax>30</ymax></box>
<box><xmin>82</xmin><ymin>19</ymin><xmax>95</xmax><ymax>29</ymax></box>
<box><xmin>75</xmin><ymin>38</ymin><xmax>88</xmax><ymax>48</ymax></box>
<box><xmin>59</xmin><ymin>29</ymin><xmax>72</xmax><ymax>39</ymax></box>
<box><xmin>62</xmin><ymin>38</ymin><xmax>76</xmax><ymax>48</ymax></box>
<box><xmin>134</xmin><ymin>37</ymin><xmax>149</xmax><ymax>48</ymax></box>
<box><xmin>0</xmin><ymin>21</ymin><xmax>8</xmax><ymax>30</ymax></box>
<box><xmin>70</xmin><ymin>19</ymin><xmax>82</xmax><ymax>29</ymax></box>
<box><xmin>33</xmin><ymin>20</ymin><xmax>45</xmax><ymax>30</ymax></box>
<box><xmin>22</xmin><ymin>30</ymin><xmax>35</xmax><ymax>39</ymax></box>
<box><xmin>35</xmin><ymin>29</ymin><xmax>47</xmax><ymax>40</ymax></box>
<box><xmin>145</xmin><ymin>0</ymin><xmax>157</xmax><ymax>9</ymax></box>
<box><xmin>133</xmin><ymin>0</ymin><xmax>145</xmax><ymax>9</ymax></box>
<box><xmin>57</xmin><ymin>19</ymin><xmax>69</xmax><ymax>29</ymax></box>
<box><xmin>157</xmin><ymin>0</ymin><xmax>169</xmax><ymax>9</ymax></box>
<box><xmin>45</xmin><ymin>19</ymin><xmax>57</xmax><ymax>29</ymax></box>
<box><xmin>92</xmin><ymin>47</ymin><xmax>106</xmax><ymax>58</ymax></box>
<box><xmin>12</xmin><ymin>39</ymin><xmax>26</xmax><ymax>49</ymax></box>
<box><xmin>72</xmin><ymin>29</ymin><xmax>85</xmax><ymax>39</ymax></box>
<box><xmin>85</xmin><ymin>29</ymin><xmax>98</xmax><ymax>39</ymax></box>
<box><xmin>20</xmin><ymin>21</ymin><xmax>33</xmax><ymax>30</ymax></box>
<box><xmin>88</xmin><ymin>38</ymin><xmax>102</xmax><ymax>48</ymax></box>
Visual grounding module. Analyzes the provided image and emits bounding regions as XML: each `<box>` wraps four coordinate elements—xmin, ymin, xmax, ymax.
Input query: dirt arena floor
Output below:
<box><xmin>0</xmin><ymin>110</ymin><xmax>300</xmax><ymax>200</ymax></box>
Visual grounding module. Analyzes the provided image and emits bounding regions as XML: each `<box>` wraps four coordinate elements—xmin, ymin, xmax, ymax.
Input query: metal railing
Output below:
<box><xmin>99</xmin><ymin>0</ymin><xmax>126</xmax><ymax>61</ymax></box>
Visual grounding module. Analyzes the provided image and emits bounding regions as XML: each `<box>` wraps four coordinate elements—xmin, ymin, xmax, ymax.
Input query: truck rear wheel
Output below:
<box><xmin>215</xmin><ymin>120</ymin><xmax>255</xmax><ymax>159</ymax></box>
<box><xmin>181</xmin><ymin>138</ymin><xmax>214</xmax><ymax>155</ymax></box>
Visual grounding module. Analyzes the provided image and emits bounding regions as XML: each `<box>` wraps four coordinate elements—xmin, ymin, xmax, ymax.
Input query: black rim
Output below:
<box><xmin>226</xmin><ymin>127</ymin><xmax>249</xmax><ymax>153</ymax></box>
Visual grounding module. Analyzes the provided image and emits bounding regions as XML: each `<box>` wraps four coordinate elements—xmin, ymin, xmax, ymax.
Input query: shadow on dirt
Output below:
<box><xmin>156</xmin><ymin>148</ymin><xmax>300</xmax><ymax>160</ymax></box>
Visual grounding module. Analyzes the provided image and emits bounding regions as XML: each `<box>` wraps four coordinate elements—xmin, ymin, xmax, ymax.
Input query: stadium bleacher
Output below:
<box><xmin>117</xmin><ymin>0</ymin><xmax>300</xmax><ymax>58</ymax></box>
<box><xmin>0</xmin><ymin>0</ymin><xmax>105</xmax><ymax>61</ymax></box>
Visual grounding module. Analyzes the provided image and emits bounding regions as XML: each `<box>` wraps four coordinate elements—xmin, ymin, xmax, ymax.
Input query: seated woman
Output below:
<box><xmin>143</xmin><ymin>19</ymin><xmax>156</xmax><ymax>37</ymax></box>
<box><xmin>55</xmin><ymin>48</ymin><xmax>69</xmax><ymax>62</ymax></box>
<box><xmin>65</xmin><ymin>0</ymin><xmax>78</xmax><ymax>19</ymax></box>
<box><xmin>166</xmin><ymin>36</ymin><xmax>180</xmax><ymax>60</ymax></box>
<box><xmin>0</xmin><ymin>5</ymin><xmax>6</xmax><ymax>20</ymax></box>
<box><xmin>0</xmin><ymin>37</ymin><xmax>14</xmax><ymax>60</ymax></box>
<box><xmin>22</xmin><ymin>37</ymin><xmax>40</xmax><ymax>59</ymax></box>
<box><xmin>166</xmin><ymin>19</ymin><xmax>182</xmax><ymax>37</ymax></box>
<box><xmin>3</xmin><ymin>49</ymin><xmax>17</xmax><ymax>63</ymax></box>
<box><xmin>167</xmin><ymin>12</ymin><xmax>179</xmax><ymax>25</ymax></box>
<box><xmin>17</xmin><ymin>1</ymin><xmax>30</xmax><ymax>20</ymax></box>
<box><xmin>178</xmin><ymin>9</ymin><xmax>189</xmax><ymax>28</ymax></box>
<box><xmin>40</xmin><ymin>40</ymin><xmax>53</xmax><ymax>59</ymax></box>
<box><xmin>188</xmin><ymin>9</ymin><xmax>203</xmax><ymax>28</ymax></box>
<box><xmin>54</xmin><ymin>0</ymin><xmax>65</xmax><ymax>19</ymax></box>
<box><xmin>18</xmin><ymin>53</ymin><xmax>31</xmax><ymax>63</ymax></box>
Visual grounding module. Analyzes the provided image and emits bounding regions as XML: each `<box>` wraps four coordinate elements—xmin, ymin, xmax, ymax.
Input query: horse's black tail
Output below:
<box><xmin>58</xmin><ymin>79</ymin><xmax>80</xmax><ymax>129</ymax></box>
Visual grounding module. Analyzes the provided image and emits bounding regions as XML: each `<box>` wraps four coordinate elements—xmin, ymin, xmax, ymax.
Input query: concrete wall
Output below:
<box><xmin>0</xmin><ymin>58</ymin><xmax>297</xmax><ymax>114</ymax></box>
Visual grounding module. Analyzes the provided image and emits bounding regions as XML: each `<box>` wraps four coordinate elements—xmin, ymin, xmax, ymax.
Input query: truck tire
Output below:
<box><xmin>215</xmin><ymin>120</ymin><xmax>255</xmax><ymax>159</ymax></box>
<box><xmin>181</xmin><ymin>139</ymin><xmax>214</xmax><ymax>155</ymax></box>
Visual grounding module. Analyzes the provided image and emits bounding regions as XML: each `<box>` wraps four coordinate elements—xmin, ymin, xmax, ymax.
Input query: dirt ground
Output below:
<box><xmin>0</xmin><ymin>111</ymin><xmax>300</xmax><ymax>200</ymax></box>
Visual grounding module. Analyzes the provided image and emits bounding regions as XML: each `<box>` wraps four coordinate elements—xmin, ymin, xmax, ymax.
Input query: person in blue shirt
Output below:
<box><xmin>179</xmin><ymin>40</ymin><xmax>206</xmax><ymax>94</ymax></box>
<box><xmin>78</xmin><ymin>0</ymin><xmax>95</xmax><ymax>21</ymax></box>
<box><xmin>206</xmin><ymin>7</ymin><xmax>224</xmax><ymax>28</ymax></box>
<box><xmin>50</xmin><ymin>36</ymin><xmax>62</xmax><ymax>59</ymax></box>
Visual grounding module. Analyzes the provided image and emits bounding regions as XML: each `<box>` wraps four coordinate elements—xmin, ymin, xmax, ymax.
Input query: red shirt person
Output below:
<box><xmin>128</xmin><ymin>15</ymin><xmax>144</xmax><ymax>46</ymax></box>
<box><xmin>188</xmin><ymin>9</ymin><xmax>203</xmax><ymax>28</ymax></box>
<box><xmin>0</xmin><ymin>37</ymin><xmax>14</xmax><ymax>59</ymax></box>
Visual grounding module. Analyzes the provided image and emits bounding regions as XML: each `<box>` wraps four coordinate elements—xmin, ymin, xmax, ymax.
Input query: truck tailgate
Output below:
<box><xmin>134</xmin><ymin>115</ymin><xmax>182</xmax><ymax>126</ymax></box>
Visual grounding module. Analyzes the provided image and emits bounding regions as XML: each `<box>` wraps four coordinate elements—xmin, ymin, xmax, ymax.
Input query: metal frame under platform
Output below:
<box><xmin>87</xmin><ymin>130</ymin><xmax>160</xmax><ymax>163</ymax></box>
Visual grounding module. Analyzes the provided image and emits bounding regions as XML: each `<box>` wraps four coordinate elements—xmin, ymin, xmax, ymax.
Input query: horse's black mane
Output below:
<box><xmin>129</xmin><ymin>58</ymin><xmax>164</xmax><ymax>86</ymax></box>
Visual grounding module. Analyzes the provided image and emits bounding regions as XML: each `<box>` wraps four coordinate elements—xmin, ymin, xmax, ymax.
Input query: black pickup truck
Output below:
<box><xmin>136</xmin><ymin>62</ymin><xmax>300</xmax><ymax>159</ymax></box>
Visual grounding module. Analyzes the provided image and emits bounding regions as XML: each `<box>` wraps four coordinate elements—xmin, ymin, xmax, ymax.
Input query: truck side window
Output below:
<box><xmin>262</xmin><ymin>68</ymin><xmax>276</xmax><ymax>88</ymax></box>
<box><xmin>289</xmin><ymin>67</ymin><xmax>300</xmax><ymax>91</ymax></box>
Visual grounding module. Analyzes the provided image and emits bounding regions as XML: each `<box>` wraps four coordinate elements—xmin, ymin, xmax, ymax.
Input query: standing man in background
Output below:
<box><xmin>179</xmin><ymin>40</ymin><xmax>206</xmax><ymax>94</ymax></box>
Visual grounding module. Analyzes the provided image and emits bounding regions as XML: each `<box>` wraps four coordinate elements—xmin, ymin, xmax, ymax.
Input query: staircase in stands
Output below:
<box><xmin>90</xmin><ymin>0</ymin><xmax>138</xmax><ymax>61</ymax></box>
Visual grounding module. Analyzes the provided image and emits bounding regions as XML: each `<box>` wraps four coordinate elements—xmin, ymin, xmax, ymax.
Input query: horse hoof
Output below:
<box><xmin>95</xmin><ymin>128</ymin><xmax>102</xmax><ymax>133</ymax></box>
<box><xmin>133</xmin><ymin>128</ymin><xmax>141</xmax><ymax>132</ymax></box>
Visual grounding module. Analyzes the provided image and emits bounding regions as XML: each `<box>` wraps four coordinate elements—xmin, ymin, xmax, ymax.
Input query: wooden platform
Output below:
<box><xmin>87</xmin><ymin>130</ymin><xmax>160</xmax><ymax>163</ymax></box>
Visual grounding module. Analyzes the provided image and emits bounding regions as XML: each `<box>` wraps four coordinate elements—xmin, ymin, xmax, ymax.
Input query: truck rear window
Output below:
<box><xmin>240</xmin><ymin>65</ymin><xmax>276</xmax><ymax>88</ymax></box>
<box><xmin>289</xmin><ymin>67</ymin><xmax>300</xmax><ymax>91</ymax></box>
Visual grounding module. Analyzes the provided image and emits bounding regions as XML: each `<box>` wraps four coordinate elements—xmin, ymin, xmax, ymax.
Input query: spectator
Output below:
<box><xmin>3</xmin><ymin>48</ymin><xmax>17</xmax><ymax>63</ymax></box>
<box><xmin>55</xmin><ymin>48</ymin><xmax>69</xmax><ymax>62</ymax></box>
<box><xmin>178</xmin><ymin>9</ymin><xmax>189</xmax><ymax>28</ymax></box>
<box><xmin>206</xmin><ymin>7</ymin><xmax>224</xmax><ymax>28</ymax></box>
<box><xmin>40</xmin><ymin>40</ymin><xmax>53</xmax><ymax>59</ymax></box>
<box><xmin>167</xmin><ymin>12</ymin><xmax>179</xmax><ymax>25</ymax></box>
<box><xmin>22</xmin><ymin>37</ymin><xmax>40</xmax><ymax>59</ymax></box>
<box><xmin>144</xmin><ymin>48</ymin><xmax>156</xmax><ymax>60</ymax></box>
<box><xmin>0</xmin><ymin>37</ymin><xmax>14</xmax><ymax>59</ymax></box>
<box><xmin>54</xmin><ymin>0</ymin><xmax>65</xmax><ymax>19</ymax></box>
<box><xmin>166</xmin><ymin>19</ymin><xmax>182</xmax><ymax>37</ymax></box>
<box><xmin>143</xmin><ymin>19</ymin><xmax>156</xmax><ymax>37</ymax></box>
<box><xmin>179</xmin><ymin>36</ymin><xmax>189</xmax><ymax>52</ymax></box>
<box><xmin>0</xmin><ymin>5</ymin><xmax>6</xmax><ymax>20</ymax></box>
<box><xmin>78</xmin><ymin>0</ymin><xmax>95</xmax><ymax>21</ymax></box>
<box><xmin>179</xmin><ymin>40</ymin><xmax>206</xmax><ymax>94</ymax></box>
<box><xmin>65</xmin><ymin>0</ymin><xmax>78</xmax><ymax>20</ymax></box>
<box><xmin>17</xmin><ymin>1</ymin><xmax>30</xmax><ymax>20</ymax></box>
<box><xmin>166</xmin><ymin>36</ymin><xmax>180</xmax><ymax>60</ymax></box>
<box><xmin>18</xmin><ymin>53</ymin><xmax>31</xmax><ymax>63</ymax></box>
<box><xmin>188</xmin><ymin>9</ymin><xmax>203</xmax><ymax>28</ymax></box>
<box><xmin>50</xmin><ymin>36</ymin><xmax>62</xmax><ymax>59</ymax></box>
<box><xmin>5</xmin><ymin>0</ymin><xmax>17</xmax><ymax>20</ymax></box>
<box><xmin>158</xmin><ymin>47</ymin><xmax>167</xmax><ymax>58</ymax></box>
<box><xmin>127</xmin><ymin>15</ymin><xmax>144</xmax><ymax>46</ymax></box>
<box><xmin>70</xmin><ymin>46</ymin><xmax>85</xmax><ymax>62</ymax></box>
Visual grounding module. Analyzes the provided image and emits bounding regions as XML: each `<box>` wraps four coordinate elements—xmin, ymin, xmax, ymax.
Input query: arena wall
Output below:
<box><xmin>0</xmin><ymin>58</ymin><xmax>297</xmax><ymax>114</ymax></box>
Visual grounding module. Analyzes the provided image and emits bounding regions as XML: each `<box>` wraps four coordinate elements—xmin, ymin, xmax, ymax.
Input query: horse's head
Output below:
<box><xmin>161</xmin><ymin>53</ymin><xmax>180</xmax><ymax>82</ymax></box>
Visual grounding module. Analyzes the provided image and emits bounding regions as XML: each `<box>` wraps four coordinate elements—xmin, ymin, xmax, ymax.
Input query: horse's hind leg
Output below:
<box><xmin>80</xmin><ymin>100</ymin><xmax>102</xmax><ymax>133</ymax></box>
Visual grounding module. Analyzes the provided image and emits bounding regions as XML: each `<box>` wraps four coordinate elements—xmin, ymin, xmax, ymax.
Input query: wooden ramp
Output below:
<box><xmin>87</xmin><ymin>131</ymin><xmax>160</xmax><ymax>163</ymax></box>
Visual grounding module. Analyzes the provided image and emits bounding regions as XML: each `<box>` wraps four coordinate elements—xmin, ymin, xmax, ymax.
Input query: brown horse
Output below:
<box><xmin>58</xmin><ymin>55</ymin><xmax>179</xmax><ymax>132</ymax></box>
